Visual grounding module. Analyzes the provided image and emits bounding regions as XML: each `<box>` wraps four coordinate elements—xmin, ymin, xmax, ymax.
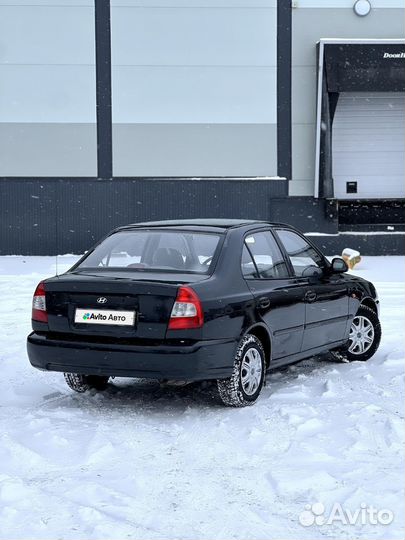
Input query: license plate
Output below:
<box><xmin>75</xmin><ymin>308</ymin><xmax>135</xmax><ymax>326</ymax></box>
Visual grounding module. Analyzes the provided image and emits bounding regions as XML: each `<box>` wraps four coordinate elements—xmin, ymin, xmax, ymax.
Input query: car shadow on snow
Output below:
<box><xmin>44</xmin><ymin>377</ymin><xmax>226</xmax><ymax>413</ymax></box>
<box><xmin>45</xmin><ymin>354</ymin><xmax>342</xmax><ymax>414</ymax></box>
<box><xmin>103</xmin><ymin>378</ymin><xmax>224</xmax><ymax>409</ymax></box>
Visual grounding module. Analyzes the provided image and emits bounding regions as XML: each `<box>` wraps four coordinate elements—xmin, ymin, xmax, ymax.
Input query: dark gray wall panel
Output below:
<box><xmin>309</xmin><ymin>234</ymin><xmax>405</xmax><ymax>256</ymax></box>
<box><xmin>269</xmin><ymin>196</ymin><xmax>338</xmax><ymax>234</ymax></box>
<box><xmin>0</xmin><ymin>124</ymin><xmax>97</xmax><ymax>176</ymax></box>
<box><xmin>0</xmin><ymin>180</ymin><xmax>58</xmax><ymax>255</ymax></box>
<box><xmin>269</xmin><ymin>196</ymin><xmax>405</xmax><ymax>254</ymax></box>
<box><xmin>0</xmin><ymin>178</ymin><xmax>287</xmax><ymax>255</ymax></box>
<box><xmin>1</xmin><ymin>180</ymin><xmax>403</xmax><ymax>256</ymax></box>
<box><xmin>113</xmin><ymin>124</ymin><xmax>278</xmax><ymax>177</ymax></box>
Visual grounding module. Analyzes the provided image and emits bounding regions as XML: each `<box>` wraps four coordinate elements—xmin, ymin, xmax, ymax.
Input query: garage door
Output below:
<box><xmin>332</xmin><ymin>92</ymin><xmax>405</xmax><ymax>199</ymax></box>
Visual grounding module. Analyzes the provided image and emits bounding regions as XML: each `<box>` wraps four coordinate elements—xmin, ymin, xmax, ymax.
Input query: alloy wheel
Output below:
<box><xmin>348</xmin><ymin>315</ymin><xmax>375</xmax><ymax>355</ymax></box>
<box><xmin>241</xmin><ymin>347</ymin><xmax>263</xmax><ymax>396</ymax></box>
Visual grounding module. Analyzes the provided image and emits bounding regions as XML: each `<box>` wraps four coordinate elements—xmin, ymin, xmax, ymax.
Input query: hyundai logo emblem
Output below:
<box><xmin>97</xmin><ymin>297</ymin><xmax>108</xmax><ymax>304</ymax></box>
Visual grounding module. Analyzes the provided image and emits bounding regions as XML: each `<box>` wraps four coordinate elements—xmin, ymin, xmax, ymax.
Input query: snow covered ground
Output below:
<box><xmin>0</xmin><ymin>255</ymin><xmax>404</xmax><ymax>540</ymax></box>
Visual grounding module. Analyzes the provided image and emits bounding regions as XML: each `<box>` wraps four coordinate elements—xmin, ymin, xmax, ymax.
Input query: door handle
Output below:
<box><xmin>305</xmin><ymin>290</ymin><xmax>317</xmax><ymax>303</ymax></box>
<box><xmin>258</xmin><ymin>296</ymin><xmax>271</xmax><ymax>309</ymax></box>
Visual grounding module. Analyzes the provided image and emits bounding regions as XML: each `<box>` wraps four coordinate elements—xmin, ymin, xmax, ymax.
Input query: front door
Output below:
<box><xmin>275</xmin><ymin>229</ymin><xmax>349</xmax><ymax>352</ymax></box>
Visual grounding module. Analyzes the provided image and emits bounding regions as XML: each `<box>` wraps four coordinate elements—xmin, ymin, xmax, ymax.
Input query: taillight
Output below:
<box><xmin>168</xmin><ymin>286</ymin><xmax>203</xmax><ymax>330</ymax></box>
<box><xmin>32</xmin><ymin>281</ymin><xmax>48</xmax><ymax>323</ymax></box>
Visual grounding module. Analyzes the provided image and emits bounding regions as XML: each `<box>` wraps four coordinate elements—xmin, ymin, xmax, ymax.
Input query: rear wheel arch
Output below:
<box><xmin>217</xmin><ymin>333</ymin><xmax>266</xmax><ymax>407</ymax></box>
<box><xmin>243</xmin><ymin>324</ymin><xmax>272</xmax><ymax>368</ymax></box>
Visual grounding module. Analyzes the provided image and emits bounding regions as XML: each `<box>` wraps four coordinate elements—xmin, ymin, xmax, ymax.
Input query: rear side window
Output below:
<box><xmin>241</xmin><ymin>245</ymin><xmax>259</xmax><ymax>278</ymax></box>
<box><xmin>242</xmin><ymin>232</ymin><xmax>289</xmax><ymax>279</ymax></box>
<box><xmin>76</xmin><ymin>230</ymin><xmax>221</xmax><ymax>274</ymax></box>
<box><xmin>275</xmin><ymin>229</ymin><xmax>325</xmax><ymax>277</ymax></box>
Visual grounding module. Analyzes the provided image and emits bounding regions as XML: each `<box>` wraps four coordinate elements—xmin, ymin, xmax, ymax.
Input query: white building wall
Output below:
<box><xmin>290</xmin><ymin>0</ymin><xmax>405</xmax><ymax>196</ymax></box>
<box><xmin>111</xmin><ymin>0</ymin><xmax>278</xmax><ymax>177</ymax></box>
<box><xmin>0</xmin><ymin>1</ymin><xmax>97</xmax><ymax>176</ymax></box>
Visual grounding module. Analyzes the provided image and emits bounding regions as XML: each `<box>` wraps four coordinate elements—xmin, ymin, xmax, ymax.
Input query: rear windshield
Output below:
<box><xmin>75</xmin><ymin>230</ymin><xmax>222</xmax><ymax>274</ymax></box>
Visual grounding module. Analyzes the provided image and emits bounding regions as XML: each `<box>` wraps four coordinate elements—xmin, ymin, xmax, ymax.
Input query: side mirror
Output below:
<box><xmin>331</xmin><ymin>257</ymin><xmax>348</xmax><ymax>273</ymax></box>
<box><xmin>302</xmin><ymin>265</ymin><xmax>323</xmax><ymax>280</ymax></box>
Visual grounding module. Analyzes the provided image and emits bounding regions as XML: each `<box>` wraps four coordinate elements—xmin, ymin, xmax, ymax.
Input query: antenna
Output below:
<box><xmin>55</xmin><ymin>183</ymin><xmax>59</xmax><ymax>276</ymax></box>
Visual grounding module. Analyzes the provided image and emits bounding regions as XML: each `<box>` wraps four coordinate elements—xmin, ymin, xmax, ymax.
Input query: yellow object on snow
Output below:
<box><xmin>342</xmin><ymin>248</ymin><xmax>361</xmax><ymax>270</ymax></box>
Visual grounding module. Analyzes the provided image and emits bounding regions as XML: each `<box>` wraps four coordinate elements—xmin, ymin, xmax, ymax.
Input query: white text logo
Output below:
<box><xmin>383</xmin><ymin>52</ymin><xmax>405</xmax><ymax>59</ymax></box>
<box><xmin>299</xmin><ymin>502</ymin><xmax>394</xmax><ymax>527</ymax></box>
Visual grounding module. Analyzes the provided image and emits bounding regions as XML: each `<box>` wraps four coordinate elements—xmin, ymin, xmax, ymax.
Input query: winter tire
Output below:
<box><xmin>217</xmin><ymin>334</ymin><xmax>265</xmax><ymax>407</ymax></box>
<box><xmin>64</xmin><ymin>373</ymin><xmax>110</xmax><ymax>393</ymax></box>
<box><xmin>343</xmin><ymin>305</ymin><xmax>381</xmax><ymax>362</ymax></box>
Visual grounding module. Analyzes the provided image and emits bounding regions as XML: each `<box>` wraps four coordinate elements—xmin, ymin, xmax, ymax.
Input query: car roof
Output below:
<box><xmin>118</xmin><ymin>219</ymin><xmax>289</xmax><ymax>232</ymax></box>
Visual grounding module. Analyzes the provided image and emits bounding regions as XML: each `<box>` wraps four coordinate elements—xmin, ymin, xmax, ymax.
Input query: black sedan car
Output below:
<box><xmin>27</xmin><ymin>219</ymin><xmax>381</xmax><ymax>407</ymax></box>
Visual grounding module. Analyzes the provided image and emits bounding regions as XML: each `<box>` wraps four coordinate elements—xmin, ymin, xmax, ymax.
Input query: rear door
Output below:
<box><xmin>241</xmin><ymin>230</ymin><xmax>305</xmax><ymax>360</ymax></box>
<box><xmin>275</xmin><ymin>229</ymin><xmax>349</xmax><ymax>352</ymax></box>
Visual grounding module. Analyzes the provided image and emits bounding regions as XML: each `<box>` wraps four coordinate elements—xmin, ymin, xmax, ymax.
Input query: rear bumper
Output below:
<box><xmin>27</xmin><ymin>332</ymin><xmax>237</xmax><ymax>381</ymax></box>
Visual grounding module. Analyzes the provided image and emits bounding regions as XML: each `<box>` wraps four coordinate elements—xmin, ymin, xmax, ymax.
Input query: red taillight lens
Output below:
<box><xmin>168</xmin><ymin>286</ymin><xmax>203</xmax><ymax>330</ymax></box>
<box><xmin>32</xmin><ymin>281</ymin><xmax>48</xmax><ymax>323</ymax></box>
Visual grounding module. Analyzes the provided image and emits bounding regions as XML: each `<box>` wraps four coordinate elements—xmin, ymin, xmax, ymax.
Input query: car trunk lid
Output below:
<box><xmin>44</xmin><ymin>271</ymin><xmax>203</xmax><ymax>339</ymax></box>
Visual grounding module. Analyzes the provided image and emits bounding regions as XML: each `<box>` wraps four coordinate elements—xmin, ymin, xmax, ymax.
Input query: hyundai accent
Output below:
<box><xmin>27</xmin><ymin>219</ymin><xmax>381</xmax><ymax>406</ymax></box>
